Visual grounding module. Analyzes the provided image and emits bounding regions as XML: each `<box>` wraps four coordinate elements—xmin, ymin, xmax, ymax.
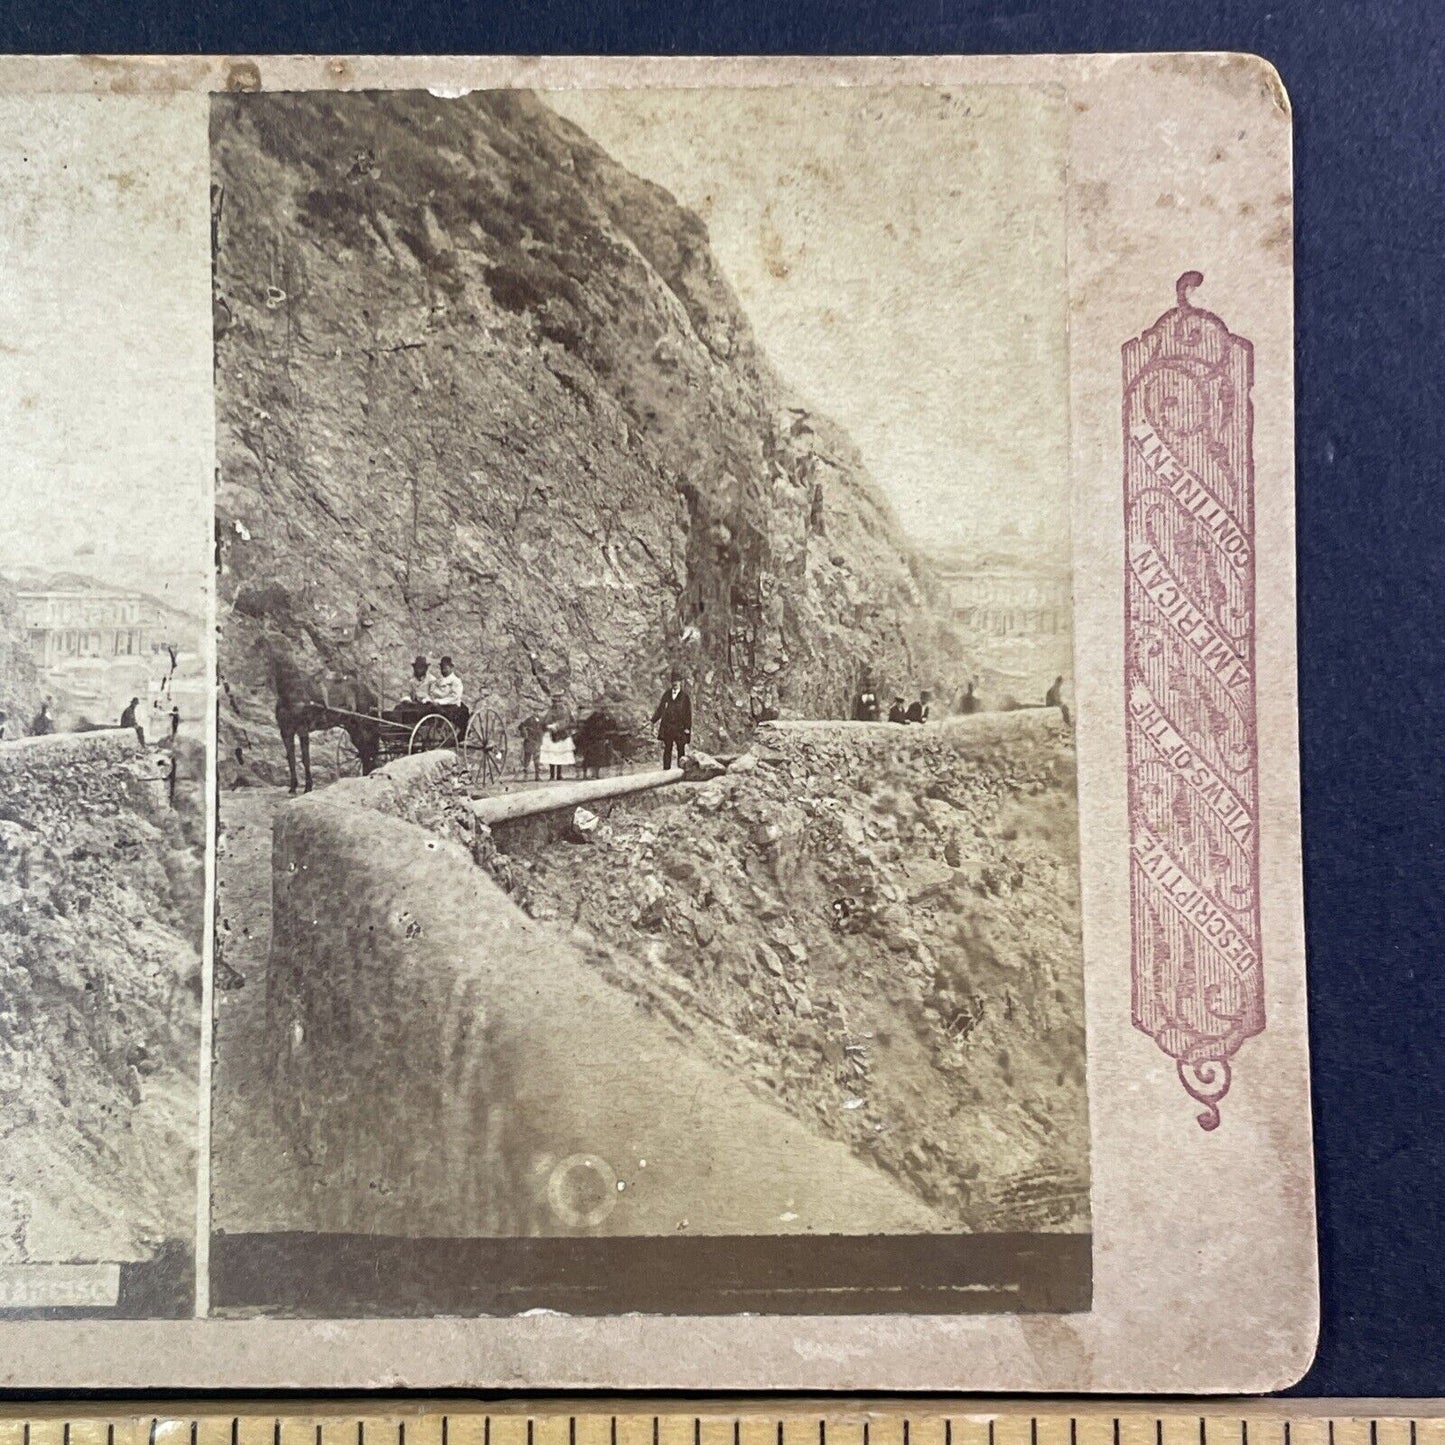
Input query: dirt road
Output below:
<box><xmin>211</xmin><ymin>784</ymin><xmax>304</xmax><ymax>1233</ymax></box>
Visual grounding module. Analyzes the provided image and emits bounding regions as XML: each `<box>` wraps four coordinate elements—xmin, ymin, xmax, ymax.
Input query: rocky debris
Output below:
<box><xmin>212</xmin><ymin>90</ymin><xmax>974</xmax><ymax>787</ymax></box>
<box><xmin>401</xmin><ymin>715</ymin><xmax>1089</xmax><ymax>1233</ymax></box>
<box><xmin>0</xmin><ymin>736</ymin><xmax>203</xmax><ymax>1267</ymax></box>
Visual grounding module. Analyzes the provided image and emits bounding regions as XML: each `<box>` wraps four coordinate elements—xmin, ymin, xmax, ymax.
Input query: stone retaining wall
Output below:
<box><xmin>0</xmin><ymin>727</ymin><xmax>174</xmax><ymax>827</ymax></box>
<box><xmin>265</xmin><ymin>753</ymin><xmax>943</xmax><ymax>1238</ymax></box>
<box><xmin>761</xmin><ymin>708</ymin><xmax>1064</xmax><ymax>750</ymax></box>
<box><xmin>0</xmin><ymin>725</ymin><xmax>141</xmax><ymax>769</ymax></box>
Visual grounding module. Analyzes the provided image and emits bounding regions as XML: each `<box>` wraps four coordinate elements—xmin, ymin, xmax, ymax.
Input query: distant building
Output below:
<box><xmin>933</xmin><ymin>560</ymin><xmax>1072</xmax><ymax>639</ymax></box>
<box><xmin>14</xmin><ymin>581</ymin><xmax>196</xmax><ymax>728</ymax></box>
<box><xmin>19</xmin><ymin>587</ymin><xmax>156</xmax><ymax>667</ymax></box>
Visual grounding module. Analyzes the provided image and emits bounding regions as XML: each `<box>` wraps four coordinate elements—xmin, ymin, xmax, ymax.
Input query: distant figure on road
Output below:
<box><xmin>652</xmin><ymin>674</ymin><xmax>693</xmax><ymax>770</ymax></box>
<box><xmin>905</xmin><ymin>690</ymin><xmax>932</xmax><ymax>725</ymax></box>
<box><xmin>170</xmin><ymin>705</ymin><xmax>181</xmax><ymax>741</ymax></box>
<box><xmin>887</xmin><ymin>696</ymin><xmax>908</xmax><ymax>724</ymax></box>
<box><xmin>120</xmin><ymin>697</ymin><xmax>145</xmax><ymax>746</ymax></box>
<box><xmin>540</xmin><ymin>694</ymin><xmax>576</xmax><ymax>781</ymax></box>
<box><xmin>852</xmin><ymin>684</ymin><xmax>881</xmax><ymax>722</ymax></box>
<box><xmin>957</xmin><ymin>681</ymin><xmax>979</xmax><ymax>715</ymax></box>
<box><xmin>1046</xmin><ymin>675</ymin><xmax>1071</xmax><ymax>728</ymax></box>
<box><xmin>517</xmin><ymin>713</ymin><xmax>545</xmax><ymax>781</ymax></box>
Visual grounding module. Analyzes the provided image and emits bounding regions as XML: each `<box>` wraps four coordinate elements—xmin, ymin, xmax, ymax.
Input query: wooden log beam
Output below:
<box><xmin>463</xmin><ymin>767</ymin><xmax>684</xmax><ymax>826</ymax></box>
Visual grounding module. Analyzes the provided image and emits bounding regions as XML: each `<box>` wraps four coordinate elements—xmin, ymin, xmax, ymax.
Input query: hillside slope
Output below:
<box><xmin>0</xmin><ymin>576</ymin><xmax>40</xmax><ymax>732</ymax></box>
<box><xmin>212</xmin><ymin>91</ymin><xmax>968</xmax><ymax>777</ymax></box>
<box><xmin>0</xmin><ymin>733</ymin><xmax>201</xmax><ymax>1296</ymax></box>
<box><xmin>386</xmin><ymin>715</ymin><xmax>1089</xmax><ymax>1231</ymax></box>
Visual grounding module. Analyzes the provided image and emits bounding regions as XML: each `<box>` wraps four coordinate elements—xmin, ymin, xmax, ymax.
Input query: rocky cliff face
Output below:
<box><xmin>213</xmin><ymin>90</ymin><xmax>968</xmax><ymax>776</ymax></box>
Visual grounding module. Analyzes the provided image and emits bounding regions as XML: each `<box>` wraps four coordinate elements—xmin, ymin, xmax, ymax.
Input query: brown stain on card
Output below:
<box><xmin>1019</xmin><ymin>1313</ymin><xmax>1094</xmax><ymax>1389</ymax></box>
<box><xmin>759</xmin><ymin>212</ymin><xmax>792</xmax><ymax>281</ymax></box>
<box><xmin>224</xmin><ymin>60</ymin><xmax>263</xmax><ymax>94</ymax></box>
<box><xmin>77</xmin><ymin>52</ymin><xmax>212</xmax><ymax>92</ymax></box>
<box><xmin>1147</xmin><ymin>51</ymin><xmax>1292</xmax><ymax>124</ymax></box>
<box><xmin>77</xmin><ymin>55</ymin><xmax>142</xmax><ymax>93</ymax></box>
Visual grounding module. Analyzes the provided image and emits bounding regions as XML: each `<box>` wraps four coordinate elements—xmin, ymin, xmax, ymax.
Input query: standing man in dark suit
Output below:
<box><xmin>652</xmin><ymin>674</ymin><xmax>693</xmax><ymax>770</ymax></box>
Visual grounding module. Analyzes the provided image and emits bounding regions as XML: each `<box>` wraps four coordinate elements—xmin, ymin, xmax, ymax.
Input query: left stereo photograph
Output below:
<box><xmin>0</xmin><ymin>94</ymin><xmax>215</xmax><ymax>1319</ymax></box>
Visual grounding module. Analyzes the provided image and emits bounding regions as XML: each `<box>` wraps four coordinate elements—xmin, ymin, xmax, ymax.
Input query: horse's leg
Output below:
<box><xmin>354</xmin><ymin>723</ymin><xmax>376</xmax><ymax>777</ymax></box>
<box><xmin>282</xmin><ymin>725</ymin><xmax>299</xmax><ymax>795</ymax></box>
<box><xmin>300</xmin><ymin>729</ymin><xmax>313</xmax><ymax>793</ymax></box>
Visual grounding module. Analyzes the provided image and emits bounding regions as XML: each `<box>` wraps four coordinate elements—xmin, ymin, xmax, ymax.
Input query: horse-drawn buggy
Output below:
<box><xmin>267</xmin><ymin>647</ymin><xmax>511</xmax><ymax>794</ymax></box>
<box><xmin>326</xmin><ymin>700</ymin><xmax>511</xmax><ymax>783</ymax></box>
<box><xmin>268</xmin><ymin>643</ymin><xmax>646</xmax><ymax>795</ymax></box>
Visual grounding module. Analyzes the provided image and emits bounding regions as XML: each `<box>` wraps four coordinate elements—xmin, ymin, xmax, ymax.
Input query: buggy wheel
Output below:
<box><xmin>463</xmin><ymin>708</ymin><xmax>509</xmax><ymax>785</ymax></box>
<box><xmin>409</xmin><ymin>713</ymin><xmax>458</xmax><ymax>755</ymax></box>
<box><xmin>334</xmin><ymin>728</ymin><xmax>364</xmax><ymax>779</ymax></box>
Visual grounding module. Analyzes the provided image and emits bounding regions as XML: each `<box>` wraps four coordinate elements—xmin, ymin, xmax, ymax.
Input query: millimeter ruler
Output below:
<box><xmin>0</xmin><ymin>1404</ymin><xmax>1442</xmax><ymax>1445</ymax></box>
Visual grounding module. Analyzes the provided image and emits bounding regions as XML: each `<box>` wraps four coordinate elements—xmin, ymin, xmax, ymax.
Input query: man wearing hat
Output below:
<box><xmin>393</xmin><ymin>654</ymin><xmax>434</xmax><ymax>725</ymax></box>
<box><xmin>651</xmin><ymin>672</ymin><xmax>693</xmax><ymax>770</ymax></box>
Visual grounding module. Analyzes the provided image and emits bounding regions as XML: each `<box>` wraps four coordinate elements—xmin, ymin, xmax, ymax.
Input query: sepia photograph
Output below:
<box><xmin>0</xmin><ymin>95</ymin><xmax>212</xmax><ymax>1318</ymax></box>
<box><xmin>207</xmin><ymin>83</ymin><xmax>1089</xmax><ymax>1316</ymax></box>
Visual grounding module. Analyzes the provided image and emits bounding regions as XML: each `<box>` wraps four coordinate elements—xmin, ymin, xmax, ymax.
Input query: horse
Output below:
<box><xmin>265</xmin><ymin>647</ymin><xmax>381</xmax><ymax>794</ymax></box>
<box><xmin>573</xmin><ymin>708</ymin><xmax>643</xmax><ymax>779</ymax></box>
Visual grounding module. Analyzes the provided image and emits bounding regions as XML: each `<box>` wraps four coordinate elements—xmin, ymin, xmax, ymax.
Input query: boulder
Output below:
<box><xmin>681</xmin><ymin>749</ymin><xmax>727</xmax><ymax>781</ymax></box>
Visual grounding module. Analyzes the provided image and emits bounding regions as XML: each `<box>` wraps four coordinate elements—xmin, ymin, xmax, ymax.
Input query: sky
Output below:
<box><xmin>0</xmin><ymin>94</ymin><xmax>213</xmax><ymax>617</ymax></box>
<box><xmin>547</xmin><ymin>84</ymin><xmax>1071</xmax><ymax>560</ymax></box>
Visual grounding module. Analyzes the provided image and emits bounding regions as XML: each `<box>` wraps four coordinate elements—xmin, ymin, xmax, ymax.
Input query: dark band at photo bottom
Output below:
<box><xmin>210</xmin><ymin>1231</ymin><xmax>1090</xmax><ymax>1317</ymax></box>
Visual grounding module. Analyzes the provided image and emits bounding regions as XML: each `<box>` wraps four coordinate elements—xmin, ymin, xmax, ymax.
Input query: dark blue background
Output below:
<box><xmin>3</xmin><ymin>0</ymin><xmax>1443</xmax><ymax>1400</ymax></box>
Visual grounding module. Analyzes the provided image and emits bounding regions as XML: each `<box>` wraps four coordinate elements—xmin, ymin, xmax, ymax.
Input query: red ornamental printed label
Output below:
<box><xmin>1123</xmin><ymin>272</ymin><xmax>1263</xmax><ymax>1130</ymax></box>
